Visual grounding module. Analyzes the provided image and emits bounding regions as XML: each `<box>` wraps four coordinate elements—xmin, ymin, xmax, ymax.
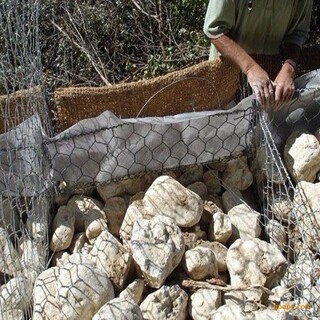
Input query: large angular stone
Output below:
<box><xmin>143</xmin><ymin>175</ymin><xmax>203</xmax><ymax>227</ymax></box>
<box><xmin>140</xmin><ymin>285</ymin><xmax>188</xmax><ymax>320</ymax></box>
<box><xmin>284</xmin><ymin>130</ymin><xmax>320</xmax><ymax>183</ymax></box>
<box><xmin>56</xmin><ymin>261</ymin><xmax>115</xmax><ymax>320</ymax></box>
<box><xmin>130</xmin><ymin>215</ymin><xmax>185</xmax><ymax>288</ymax></box>
<box><xmin>227</xmin><ymin>238</ymin><xmax>287</xmax><ymax>300</ymax></box>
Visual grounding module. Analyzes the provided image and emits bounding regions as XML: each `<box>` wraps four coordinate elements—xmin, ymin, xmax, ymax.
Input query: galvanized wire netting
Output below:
<box><xmin>250</xmin><ymin>77</ymin><xmax>320</xmax><ymax>318</ymax></box>
<box><xmin>0</xmin><ymin>0</ymin><xmax>53</xmax><ymax>318</ymax></box>
<box><xmin>0</xmin><ymin>0</ymin><xmax>320</xmax><ymax>319</ymax></box>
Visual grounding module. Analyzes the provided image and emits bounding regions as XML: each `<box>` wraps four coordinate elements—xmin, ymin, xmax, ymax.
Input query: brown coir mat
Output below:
<box><xmin>54</xmin><ymin>58</ymin><xmax>240</xmax><ymax>132</ymax></box>
<box><xmin>0</xmin><ymin>87</ymin><xmax>43</xmax><ymax>134</ymax></box>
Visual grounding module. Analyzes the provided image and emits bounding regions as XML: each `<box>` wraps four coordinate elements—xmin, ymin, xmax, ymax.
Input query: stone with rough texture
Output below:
<box><xmin>182</xmin><ymin>245</ymin><xmax>219</xmax><ymax>280</ymax></box>
<box><xmin>97</xmin><ymin>181</ymin><xmax>125</xmax><ymax>201</ymax></box>
<box><xmin>227</xmin><ymin>204</ymin><xmax>261</xmax><ymax>244</ymax></box>
<box><xmin>130</xmin><ymin>215</ymin><xmax>185</xmax><ymax>288</ymax></box>
<box><xmin>103</xmin><ymin>197</ymin><xmax>127</xmax><ymax>237</ymax></box>
<box><xmin>56</xmin><ymin>261</ymin><xmax>115</xmax><ymax>320</ymax></box>
<box><xmin>0</xmin><ymin>227</ymin><xmax>21</xmax><ymax>275</ymax></box>
<box><xmin>294</xmin><ymin>181</ymin><xmax>320</xmax><ymax>252</ymax></box>
<box><xmin>211</xmin><ymin>305</ymin><xmax>254</xmax><ymax>320</ymax></box>
<box><xmin>221</xmin><ymin>189</ymin><xmax>244</xmax><ymax>213</ymax></box>
<box><xmin>119</xmin><ymin>200</ymin><xmax>151</xmax><ymax>246</ymax></box>
<box><xmin>203</xmin><ymin>170</ymin><xmax>222</xmax><ymax>194</ymax></box>
<box><xmin>208</xmin><ymin>212</ymin><xmax>232</xmax><ymax>244</ymax></box>
<box><xmin>140</xmin><ymin>285</ymin><xmax>188</xmax><ymax>320</ymax></box>
<box><xmin>90</xmin><ymin>230</ymin><xmax>133</xmax><ymax>292</ymax></box>
<box><xmin>227</xmin><ymin>238</ymin><xmax>287</xmax><ymax>300</ymax></box>
<box><xmin>269</xmin><ymin>196</ymin><xmax>293</xmax><ymax>224</ymax></box>
<box><xmin>19</xmin><ymin>238</ymin><xmax>46</xmax><ymax>282</ymax></box>
<box><xmin>253</xmin><ymin>309</ymin><xmax>292</xmax><ymax>320</ymax></box>
<box><xmin>1</xmin><ymin>198</ymin><xmax>20</xmax><ymax>237</ymax></box>
<box><xmin>143</xmin><ymin>175</ymin><xmax>203</xmax><ymax>227</ymax></box>
<box><xmin>32</xmin><ymin>267</ymin><xmax>61</xmax><ymax>320</ymax></box>
<box><xmin>187</xmin><ymin>181</ymin><xmax>208</xmax><ymax>198</ymax></box>
<box><xmin>284</xmin><ymin>130</ymin><xmax>320</xmax><ymax>183</ymax></box>
<box><xmin>51</xmin><ymin>251</ymin><xmax>70</xmax><ymax>267</ymax></box>
<box><xmin>119</xmin><ymin>279</ymin><xmax>145</xmax><ymax>304</ymax></box>
<box><xmin>265</xmin><ymin>219</ymin><xmax>287</xmax><ymax>252</ymax></box>
<box><xmin>222</xmin><ymin>158</ymin><xmax>253</xmax><ymax>191</ymax></box>
<box><xmin>0</xmin><ymin>277</ymin><xmax>33</xmax><ymax>312</ymax></box>
<box><xmin>50</xmin><ymin>205</ymin><xmax>75</xmax><ymax>252</ymax></box>
<box><xmin>193</xmin><ymin>241</ymin><xmax>228</xmax><ymax>272</ymax></box>
<box><xmin>0</xmin><ymin>309</ymin><xmax>24</xmax><ymax>320</ymax></box>
<box><xmin>188</xmin><ymin>289</ymin><xmax>221</xmax><ymax>320</ymax></box>
<box><xmin>67</xmin><ymin>195</ymin><xmax>107</xmax><ymax>241</ymax></box>
<box><xmin>121</xmin><ymin>174</ymin><xmax>154</xmax><ymax>195</ymax></box>
<box><xmin>68</xmin><ymin>232</ymin><xmax>89</xmax><ymax>253</ymax></box>
<box><xmin>92</xmin><ymin>297</ymin><xmax>143</xmax><ymax>320</ymax></box>
<box><xmin>178</xmin><ymin>165</ymin><xmax>203</xmax><ymax>186</ymax></box>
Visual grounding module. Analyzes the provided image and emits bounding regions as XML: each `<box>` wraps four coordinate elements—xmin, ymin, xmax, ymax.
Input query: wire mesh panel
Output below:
<box><xmin>0</xmin><ymin>1</ymin><xmax>53</xmax><ymax>318</ymax></box>
<box><xmin>251</xmin><ymin>71</ymin><xmax>320</xmax><ymax>318</ymax></box>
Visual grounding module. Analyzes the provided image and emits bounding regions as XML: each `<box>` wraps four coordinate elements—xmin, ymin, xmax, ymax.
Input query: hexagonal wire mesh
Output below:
<box><xmin>0</xmin><ymin>0</ymin><xmax>54</xmax><ymax>318</ymax></box>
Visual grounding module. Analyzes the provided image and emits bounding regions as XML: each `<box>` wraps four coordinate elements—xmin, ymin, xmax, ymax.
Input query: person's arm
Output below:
<box><xmin>211</xmin><ymin>35</ymin><xmax>274</xmax><ymax>108</ymax></box>
<box><xmin>273</xmin><ymin>43</ymin><xmax>301</xmax><ymax>109</ymax></box>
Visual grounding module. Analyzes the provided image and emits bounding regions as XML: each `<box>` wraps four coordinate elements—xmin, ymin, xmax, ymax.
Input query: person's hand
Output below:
<box><xmin>246</xmin><ymin>64</ymin><xmax>274</xmax><ymax>109</ymax></box>
<box><xmin>273</xmin><ymin>64</ymin><xmax>295</xmax><ymax>110</ymax></box>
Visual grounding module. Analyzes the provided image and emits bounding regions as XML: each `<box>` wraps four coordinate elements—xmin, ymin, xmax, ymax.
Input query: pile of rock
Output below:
<box><xmin>1</xmin><ymin>129</ymin><xmax>320</xmax><ymax>319</ymax></box>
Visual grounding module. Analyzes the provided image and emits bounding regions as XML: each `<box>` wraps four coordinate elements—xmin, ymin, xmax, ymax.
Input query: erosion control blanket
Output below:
<box><xmin>0</xmin><ymin>69</ymin><xmax>319</xmax><ymax>195</ymax></box>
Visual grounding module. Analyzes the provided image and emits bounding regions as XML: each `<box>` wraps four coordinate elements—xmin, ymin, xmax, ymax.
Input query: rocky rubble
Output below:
<box><xmin>0</xmin><ymin>129</ymin><xmax>320</xmax><ymax>319</ymax></box>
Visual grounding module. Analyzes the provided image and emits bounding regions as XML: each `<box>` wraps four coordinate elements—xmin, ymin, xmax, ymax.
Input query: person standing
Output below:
<box><xmin>203</xmin><ymin>0</ymin><xmax>313</xmax><ymax>109</ymax></box>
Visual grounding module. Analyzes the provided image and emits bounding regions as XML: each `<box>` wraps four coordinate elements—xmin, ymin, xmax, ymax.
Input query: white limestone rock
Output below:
<box><xmin>32</xmin><ymin>267</ymin><xmax>60</xmax><ymax>320</ymax></box>
<box><xmin>284</xmin><ymin>130</ymin><xmax>320</xmax><ymax>183</ymax></box>
<box><xmin>269</xmin><ymin>196</ymin><xmax>293</xmax><ymax>224</ymax></box>
<box><xmin>0</xmin><ymin>227</ymin><xmax>21</xmax><ymax>275</ymax></box>
<box><xmin>119</xmin><ymin>200</ymin><xmax>151</xmax><ymax>246</ymax></box>
<box><xmin>223</xmin><ymin>290</ymin><xmax>246</xmax><ymax>308</ymax></box>
<box><xmin>140</xmin><ymin>285</ymin><xmax>188</xmax><ymax>320</ymax></box>
<box><xmin>222</xmin><ymin>158</ymin><xmax>253</xmax><ymax>191</ymax></box>
<box><xmin>203</xmin><ymin>169</ymin><xmax>222</xmax><ymax>194</ymax></box>
<box><xmin>0</xmin><ymin>277</ymin><xmax>33</xmax><ymax>312</ymax></box>
<box><xmin>208</xmin><ymin>212</ymin><xmax>232</xmax><ymax>244</ymax></box>
<box><xmin>227</xmin><ymin>204</ymin><xmax>261</xmax><ymax>244</ymax></box>
<box><xmin>0</xmin><ymin>309</ymin><xmax>24</xmax><ymax>320</ymax></box>
<box><xmin>50</xmin><ymin>205</ymin><xmax>75</xmax><ymax>252</ymax></box>
<box><xmin>256</xmin><ymin>145</ymin><xmax>287</xmax><ymax>184</ymax></box>
<box><xmin>143</xmin><ymin>175</ymin><xmax>203</xmax><ymax>227</ymax></box>
<box><xmin>102</xmin><ymin>197</ymin><xmax>127</xmax><ymax>237</ymax></box>
<box><xmin>0</xmin><ymin>197</ymin><xmax>20</xmax><ymax>237</ymax></box>
<box><xmin>188</xmin><ymin>289</ymin><xmax>221</xmax><ymax>320</ymax></box>
<box><xmin>19</xmin><ymin>238</ymin><xmax>46</xmax><ymax>283</ymax></box>
<box><xmin>90</xmin><ymin>230</ymin><xmax>133</xmax><ymax>292</ymax></box>
<box><xmin>67</xmin><ymin>195</ymin><xmax>107</xmax><ymax>241</ymax></box>
<box><xmin>68</xmin><ymin>232</ymin><xmax>89</xmax><ymax>253</ymax></box>
<box><xmin>195</xmin><ymin>241</ymin><xmax>228</xmax><ymax>273</ymax></box>
<box><xmin>51</xmin><ymin>251</ymin><xmax>70</xmax><ymax>267</ymax></box>
<box><xmin>253</xmin><ymin>309</ymin><xmax>293</xmax><ymax>320</ymax></box>
<box><xmin>182</xmin><ymin>245</ymin><xmax>219</xmax><ymax>280</ymax></box>
<box><xmin>92</xmin><ymin>297</ymin><xmax>143</xmax><ymax>320</ymax></box>
<box><xmin>294</xmin><ymin>181</ymin><xmax>320</xmax><ymax>251</ymax></box>
<box><xmin>97</xmin><ymin>181</ymin><xmax>125</xmax><ymax>201</ymax></box>
<box><xmin>56</xmin><ymin>261</ymin><xmax>115</xmax><ymax>320</ymax></box>
<box><xmin>130</xmin><ymin>215</ymin><xmax>185</xmax><ymax>288</ymax></box>
<box><xmin>265</xmin><ymin>219</ymin><xmax>287</xmax><ymax>252</ymax></box>
<box><xmin>119</xmin><ymin>279</ymin><xmax>145</xmax><ymax>304</ymax></box>
<box><xmin>211</xmin><ymin>305</ymin><xmax>254</xmax><ymax>320</ymax></box>
<box><xmin>227</xmin><ymin>238</ymin><xmax>287</xmax><ymax>300</ymax></box>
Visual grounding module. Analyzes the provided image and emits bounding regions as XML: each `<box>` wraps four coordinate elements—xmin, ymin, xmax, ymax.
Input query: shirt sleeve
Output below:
<box><xmin>203</xmin><ymin>0</ymin><xmax>236</xmax><ymax>39</ymax></box>
<box><xmin>282</xmin><ymin>0</ymin><xmax>313</xmax><ymax>47</ymax></box>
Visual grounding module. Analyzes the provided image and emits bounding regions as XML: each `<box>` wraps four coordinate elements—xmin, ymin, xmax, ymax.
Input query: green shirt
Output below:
<box><xmin>203</xmin><ymin>0</ymin><xmax>313</xmax><ymax>60</ymax></box>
